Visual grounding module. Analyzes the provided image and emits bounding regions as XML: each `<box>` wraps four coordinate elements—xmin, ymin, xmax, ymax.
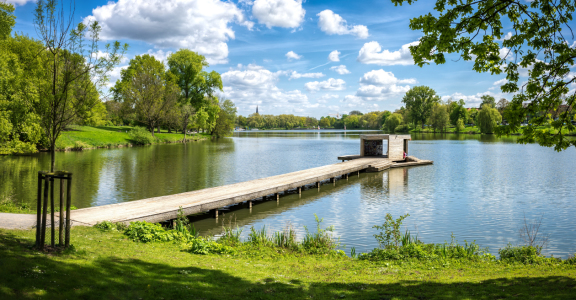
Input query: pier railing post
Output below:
<box><xmin>50</xmin><ymin>176</ymin><xmax>55</xmax><ymax>247</ymax></box>
<box><xmin>40</xmin><ymin>175</ymin><xmax>49</xmax><ymax>250</ymax></box>
<box><xmin>65</xmin><ymin>173</ymin><xmax>72</xmax><ymax>248</ymax></box>
<box><xmin>35</xmin><ymin>172</ymin><xmax>43</xmax><ymax>249</ymax></box>
<box><xmin>59</xmin><ymin>177</ymin><xmax>64</xmax><ymax>246</ymax></box>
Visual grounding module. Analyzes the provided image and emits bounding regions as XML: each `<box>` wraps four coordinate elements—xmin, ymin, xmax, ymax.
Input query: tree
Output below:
<box><xmin>319</xmin><ymin>117</ymin><xmax>330</xmax><ymax>128</ymax></box>
<box><xmin>392</xmin><ymin>0</ymin><xmax>576</xmax><ymax>150</ymax></box>
<box><xmin>449</xmin><ymin>99</ymin><xmax>468</xmax><ymax>126</ymax></box>
<box><xmin>212</xmin><ymin>99</ymin><xmax>236</xmax><ymax>138</ymax></box>
<box><xmin>349</xmin><ymin>110</ymin><xmax>363</xmax><ymax>115</ymax></box>
<box><xmin>401</xmin><ymin>86</ymin><xmax>440</xmax><ymax>128</ymax></box>
<box><xmin>429</xmin><ymin>103</ymin><xmax>449</xmax><ymax>133</ymax></box>
<box><xmin>479</xmin><ymin>95</ymin><xmax>496</xmax><ymax>109</ymax></box>
<box><xmin>496</xmin><ymin>98</ymin><xmax>509</xmax><ymax>114</ymax></box>
<box><xmin>114</xmin><ymin>54</ymin><xmax>178</xmax><ymax>137</ymax></box>
<box><xmin>33</xmin><ymin>0</ymin><xmax>126</xmax><ymax>171</ymax></box>
<box><xmin>194</xmin><ymin>107</ymin><xmax>208</xmax><ymax>132</ymax></box>
<box><xmin>0</xmin><ymin>6</ymin><xmax>44</xmax><ymax>155</ymax></box>
<box><xmin>167</xmin><ymin>49</ymin><xmax>222</xmax><ymax>136</ymax></box>
<box><xmin>456</xmin><ymin>118</ymin><xmax>465</xmax><ymax>132</ymax></box>
<box><xmin>477</xmin><ymin>104</ymin><xmax>502</xmax><ymax>134</ymax></box>
<box><xmin>384</xmin><ymin>113</ymin><xmax>403</xmax><ymax>132</ymax></box>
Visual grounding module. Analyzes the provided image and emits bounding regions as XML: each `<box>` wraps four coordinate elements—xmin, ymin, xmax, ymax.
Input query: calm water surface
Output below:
<box><xmin>1</xmin><ymin>130</ymin><xmax>575</xmax><ymax>257</ymax></box>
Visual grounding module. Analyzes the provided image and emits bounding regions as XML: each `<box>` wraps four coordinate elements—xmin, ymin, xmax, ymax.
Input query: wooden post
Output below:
<box><xmin>316</xmin><ymin>182</ymin><xmax>320</xmax><ymax>188</ymax></box>
<box><xmin>248</xmin><ymin>200</ymin><xmax>252</xmax><ymax>209</ymax></box>
<box><xmin>50</xmin><ymin>176</ymin><xmax>55</xmax><ymax>247</ymax></box>
<box><xmin>275</xmin><ymin>193</ymin><xmax>279</xmax><ymax>203</ymax></box>
<box><xmin>40</xmin><ymin>176</ymin><xmax>49</xmax><ymax>250</ymax></box>
<box><xmin>59</xmin><ymin>178</ymin><xmax>64</xmax><ymax>246</ymax></box>
<box><xmin>214</xmin><ymin>209</ymin><xmax>219</xmax><ymax>218</ymax></box>
<box><xmin>346</xmin><ymin>173</ymin><xmax>349</xmax><ymax>180</ymax></box>
<box><xmin>357</xmin><ymin>170</ymin><xmax>360</xmax><ymax>177</ymax></box>
<box><xmin>298</xmin><ymin>187</ymin><xmax>301</xmax><ymax>195</ymax></box>
<box><xmin>65</xmin><ymin>173</ymin><xmax>72</xmax><ymax>248</ymax></box>
<box><xmin>35</xmin><ymin>172</ymin><xmax>42</xmax><ymax>249</ymax></box>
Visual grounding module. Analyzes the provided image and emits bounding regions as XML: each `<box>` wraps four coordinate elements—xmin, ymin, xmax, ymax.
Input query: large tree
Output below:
<box><xmin>212</xmin><ymin>99</ymin><xmax>237</xmax><ymax>138</ymax></box>
<box><xmin>114</xmin><ymin>54</ymin><xmax>178</xmax><ymax>137</ymax></box>
<box><xmin>33</xmin><ymin>0</ymin><xmax>126</xmax><ymax>171</ymax></box>
<box><xmin>477</xmin><ymin>104</ymin><xmax>502</xmax><ymax>134</ymax></box>
<box><xmin>401</xmin><ymin>86</ymin><xmax>441</xmax><ymax>128</ymax></box>
<box><xmin>392</xmin><ymin>0</ymin><xmax>576</xmax><ymax>150</ymax></box>
<box><xmin>167</xmin><ymin>49</ymin><xmax>223</xmax><ymax>135</ymax></box>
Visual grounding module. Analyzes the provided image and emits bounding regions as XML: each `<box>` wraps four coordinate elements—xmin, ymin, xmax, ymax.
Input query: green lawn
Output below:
<box><xmin>1</xmin><ymin>226</ymin><xmax>575</xmax><ymax>299</ymax></box>
<box><xmin>55</xmin><ymin>126</ymin><xmax>209</xmax><ymax>150</ymax></box>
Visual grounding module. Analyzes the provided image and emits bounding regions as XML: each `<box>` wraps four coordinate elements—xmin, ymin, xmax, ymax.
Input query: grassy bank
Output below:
<box><xmin>1</xmin><ymin>222</ymin><xmax>575</xmax><ymax>299</ymax></box>
<box><xmin>54</xmin><ymin>126</ymin><xmax>209</xmax><ymax>151</ymax></box>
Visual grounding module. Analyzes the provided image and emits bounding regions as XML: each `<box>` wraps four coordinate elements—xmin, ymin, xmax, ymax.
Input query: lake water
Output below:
<box><xmin>1</xmin><ymin>130</ymin><xmax>575</xmax><ymax>257</ymax></box>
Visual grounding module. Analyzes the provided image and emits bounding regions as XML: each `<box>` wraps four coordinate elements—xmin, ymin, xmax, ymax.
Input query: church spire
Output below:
<box><xmin>256</xmin><ymin>105</ymin><xmax>259</xmax><ymax>114</ymax></box>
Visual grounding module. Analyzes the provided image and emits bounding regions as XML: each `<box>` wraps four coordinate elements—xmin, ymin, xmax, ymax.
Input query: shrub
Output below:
<box><xmin>456</xmin><ymin>118</ymin><xmax>465</xmax><ymax>132</ymax></box>
<box><xmin>273</xmin><ymin>225</ymin><xmax>297</xmax><ymax>249</ymax></box>
<box><xmin>185</xmin><ymin>237</ymin><xmax>235</xmax><ymax>255</ymax></box>
<box><xmin>301</xmin><ymin>214</ymin><xmax>339</xmax><ymax>254</ymax></box>
<box><xmin>394</xmin><ymin>124</ymin><xmax>410</xmax><ymax>133</ymax></box>
<box><xmin>499</xmin><ymin>244</ymin><xmax>545</xmax><ymax>264</ymax></box>
<box><xmin>373</xmin><ymin>213</ymin><xmax>410</xmax><ymax>248</ymax></box>
<box><xmin>72</xmin><ymin>141</ymin><xmax>92</xmax><ymax>150</ymax></box>
<box><xmin>128</xmin><ymin>127</ymin><xmax>155</xmax><ymax>145</ymax></box>
<box><xmin>124</xmin><ymin>221</ymin><xmax>173</xmax><ymax>243</ymax></box>
<box><xmin>94</xmin><ymin>221</ymin><xmax>127</xmax><ymax>231</ymax></box>
<box><xmin>248</xmin><ymin>226</ymin><xmax>272</xmax><ymax>246</ymax></box>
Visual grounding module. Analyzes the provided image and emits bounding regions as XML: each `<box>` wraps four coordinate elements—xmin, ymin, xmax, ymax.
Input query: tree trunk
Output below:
<box><xmin>157</xmin><ymin>125</ymin><xmax>161</xmax><ymax>134</ymax></box>
<box><xmin>50</xmin><ymin>144</ymin><xmax>55</xmax><ymax>172</ymax></box>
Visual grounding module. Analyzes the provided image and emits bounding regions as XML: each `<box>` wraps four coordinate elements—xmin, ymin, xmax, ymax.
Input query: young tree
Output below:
<box><xmin>449</xmin><ymin>99</ymin><xmax>468</xmax><ymax>126</ymax></box>
<box><xmin>32</xmin><ymin>0</ymin><xmax>127</xmax><ymax>171</ymax></box>
<box><xmin>496</xmin><ymin>98</ymin><xmax>510</xmax><ymax>114</ymax></box>
<box><xmin>477</xmin><ymin>104</ymin><xmax>502</xmax><ymax>134</ymax></box>
<box><xmin>392</xmin><ymin>0</ymin><xmax>576</xmax><ymax>150</ymax></box>
<box><xmin>114</xmin><ymin>54</ymin><xmax>178</xmax><ymax>137</ymax></box>
<box><xmin>456</xmin><ymin>118</ymin><xmax>465</xmax><ymax>132</ymax></box>
<box><xmin>401</xmin><ymin>86</ymin><xmax>440</xmax><ymax>128</ymax></box>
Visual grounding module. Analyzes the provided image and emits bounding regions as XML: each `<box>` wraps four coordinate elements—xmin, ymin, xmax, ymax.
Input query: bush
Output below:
<box><xmin>185</xmin><ymin>237</ymin><xmax>235</xmax><ymax>255</ymax></box>
<box><xmin>301</xmin><ymin>214</ymin><xmax>339</xmax><ymax>254</ymax></box>
<box><xmin>124</xmin><ymin>221</ymin><xmax>173</xmax><ymax>243</ymax></box>
<box><xmin>128</xmin><ymin>127</ymin><xmax>155</xmax><ymax>145</ymax></box>
<box><xmin>72</xmin><ymin>141</ymin><xmax>92</xmax><ymax>150</ymax></box>
<box><xmin>94</xmin><ymin>221</ymin><xmax>127</xmax><ymax>231</ymax></box>
<box><xmin>498</xmin><ymin>244</ymin><xmax>546</xmax><ymax>264</ymax></box>
<box><xmin>456</xmin><ymin>118</ymin><xmax>465</xmax><ymax>132</ymax></box>
<box><xmin>394</xmin><ymin>124</ymin><xmax>410</xmax><ymax>133</ymax></box>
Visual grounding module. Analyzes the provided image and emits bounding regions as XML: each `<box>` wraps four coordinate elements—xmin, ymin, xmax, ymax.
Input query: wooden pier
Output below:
<box><xmin>69</xmin><ymin>157</ymin><xmax>432</xmax><ymax>226</ymax></box>
<box><xmin>68</xmin><ymin>134</ymin><xmax>432</xmax><ymax>226</ymax></box>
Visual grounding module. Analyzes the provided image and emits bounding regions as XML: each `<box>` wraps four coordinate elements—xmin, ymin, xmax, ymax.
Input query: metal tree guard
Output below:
<box><xmin>35</xmin><ymin>171</ymin><xmax>72</xmax><ymax>250</ymax></box>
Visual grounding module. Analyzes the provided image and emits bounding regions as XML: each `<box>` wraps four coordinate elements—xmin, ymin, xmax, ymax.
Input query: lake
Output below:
<box><xmin>1</xmin><ymin>130</ymin><xmax>575</xmax><ymax>257</ymax></box>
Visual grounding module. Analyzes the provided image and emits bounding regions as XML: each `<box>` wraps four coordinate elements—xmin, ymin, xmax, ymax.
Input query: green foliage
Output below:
<box><xmin>373</xmin><ymin>213</ymin><xmax>410</xmax><ymax>248</ymax></box>
<box><xmin>128</xmin><ymin>127</ymin><xmax>156</xmax><ymax>145</ymax></box>
<box><xmin>185</xmin><ymin>237</ymin><xmax>235</xmax><ymax>255</ymax></box>
<box><xmin>0</xmin><ymin>195</ymin><xmax>33</xmax><ymax>213</ymax></box>
<box><xmin>498</xmin><ymin>244</ymin><xmax>553</xmax><ymax>264</ymax></box>
<box><xmin>383</xmin><ymin>113</ymin><xmax>403</xmax><ymax>132</ymax></box>
<box><xmin>124</xmin><ymin>221</ymin><xmax>173</xmax><ymax>243</ymax></box>
<box><xmin>219</xmin><ymin>225</ymin><xmax>243</xmax><ymax>245</ymax></box>
<box><xmin>273</xmin><ymin>226</ymin><xmax>297</xmax><ymax>249</ymax></box>
<box><xmin>248</xmin><ymin>226</ymin><xmax>272</xmax><ymax>246</ymax></box>
<box><xmin>401</xmin><ymin>86</ymin><xmax>440</xmax><ymax>128</ymax></box>
<box><xmin>477</xmin><ymin>104</ymin><xmax>502</xmax><ymax>134</ymax></box>
<box><xmin>212</xmin><ymin>99</ymin><xmax>236</xmax><ymax>138</ymax></box>
<box><xmin>449</xmin><ymin>100</ymin><xmax>468</xmax><ymax>126</ymax></box>
<box><xmin>480</xmin><ymin>95</ymin><xmax>496</xmax><ymax>109</ymax></box>
<box><xmin>429</xmin><ymin>104</ymin><xmax>449</xmax><ymax>132</ymax></box>
<box><xmin>455</xmin><ymin>118</ymin><xmax>465</xmax><ymax>132</ymax></box>
<box><xmin>394</xmin><ymin>124</ymin><xmax>410</xmax><ymax>133</ymax></box>
<box><xmin>301</xmin><ymin>214</ymin><xmax>339</xmax><ymax>254</ymax></box>
<box><xmin>94</xmin><ymin>221</ymin><xmax>127</xmax><ymax>232</ymax></box>
<box><xmin>392</xmin><ymin>0</ymin><xmax>576</xmax><ymax>151</ymax></box>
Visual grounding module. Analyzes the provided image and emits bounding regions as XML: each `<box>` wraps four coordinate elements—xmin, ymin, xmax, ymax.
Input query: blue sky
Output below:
<box><xmin>8</xmin><ymin>0</ymin><xmax>573</xmax><ymax>118</ymax></box>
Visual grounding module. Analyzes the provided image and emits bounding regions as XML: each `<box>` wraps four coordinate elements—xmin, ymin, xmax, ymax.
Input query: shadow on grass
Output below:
<box><xmin>1</xmin><ymin>232</ymin><xmax>575</xmax><ymax>300</ymax></box>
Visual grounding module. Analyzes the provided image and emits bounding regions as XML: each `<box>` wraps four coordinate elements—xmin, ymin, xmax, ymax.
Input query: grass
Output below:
<box><xmin>54</xmin><ymin>125</ymin><xmax>209</xmax><ymax>151</ymax></box>
<box><xmin>1</xmin><ymin>224</ymin><xmax>576</xmax><ymax>299</ymax></box>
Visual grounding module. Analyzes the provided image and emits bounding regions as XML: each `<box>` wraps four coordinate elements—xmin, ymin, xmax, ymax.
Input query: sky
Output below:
<box><xmin>7</xmin><ymin>0</ymin><xmax>576</xmax><ymax>118</ymax></box>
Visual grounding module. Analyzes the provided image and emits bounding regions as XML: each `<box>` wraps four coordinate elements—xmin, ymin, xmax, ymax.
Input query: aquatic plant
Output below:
<box><xmin>301</xmin><ymin>214</ymin><xmax>339</xmax><ymax>254</ymax></box>
<box><xmin>373</xmin><ymin>213</ymin><xmax>410</xmax><ymax>248</ymax></box>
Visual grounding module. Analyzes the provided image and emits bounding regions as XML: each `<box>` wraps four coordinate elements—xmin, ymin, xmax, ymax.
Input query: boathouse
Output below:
<box><xmin>360</xmin><ymin>134</ymin><xmax>411</xmax><ymax>160</ymax></box>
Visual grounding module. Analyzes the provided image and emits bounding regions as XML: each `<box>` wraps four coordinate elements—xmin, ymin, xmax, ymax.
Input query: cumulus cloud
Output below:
<box><xmin>352</xmin><ymin>69</ymin><xmax>415</xmax><ymax>101</ymax></box>
<box><xmin>84</xmin><ymin>0</ymin><xmax>253</xmax><ymax>65</ymax></box>
<box><xmin>252</xmin><ymin>0</ymin><xmax>306</xmax><ymax>28</ymax></box>
<box><xmin>357</xmin><ymin>41</ymin><xmax>418</xmax><ymax>66</ymax></box>
<box><xmin>330</xmin><ymin>65</ymin><xmax>351</xmax><ymax>75</ymax></box>
<box><xmin>222</xmin><ymin>64</ymin><xmax>312</xmax><ymax>113</ymax></box>
<box><xmin>286</xmin><ymin>51</ymin><xmax>302</xmax><ymax>60</ymax></box>
<box><xmin>441</xmin><ymin>91</ymin><xmax>508</xmax><ymax>107</ymax></box>
<box><xmin>146</xmin><ymin>49</ymin><xmax>172</xmax><ymax>63</ymax></box>
<box><xmin>317</xmin><ymin>94</ymin><xmax>339</xmax><ymax>103</ymax></box>
<box><xmin>289</xmin><ymin>71</ymin><xmax>325</xmax><ymax>80</ymax></box>
<box><xmin>342</xmin><ymin>95</ymin><xmax>380</xmax><ymax>110</ymax></box>
<box><xmin>317</xmin><ymin>10</ymin><xmax>369</xmax><ymax>39</ymax></box>
<box><xmin>328</xmin><ymin>50</ymin><xmax>341</xmax><ymax>62</ymax></box>
<box><xmin>305</xmin><ymin>78</ymin><xmax>346</xmax><ymax>92</ymax></box>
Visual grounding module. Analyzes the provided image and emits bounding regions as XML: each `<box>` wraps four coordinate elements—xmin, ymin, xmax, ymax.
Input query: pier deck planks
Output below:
<box><xmin>70</xmin><ymin>157</ymin><xmax>432</xmax><ymax>226</ymax></box>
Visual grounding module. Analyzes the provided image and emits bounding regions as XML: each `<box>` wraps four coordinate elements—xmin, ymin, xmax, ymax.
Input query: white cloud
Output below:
<box><xmin>352</xmin><ymin>69</ymin><xmax>415</xmax><ymax>101</ymax></box>
<box><xmin>357</xmin><ymin>41</ymin><xmax>418</xmax><ymax>66</ymax></box>
<box><xmin>330</xmin><ymin>65</ymin><xmax>351</xmax><ymax>75</ymax></box>
<box><xmin>500</xmin><ymin>32</ymin><xmax>513</xmax><ymax>41</ymax></box>
<box><xmin>146</xmin><ymin>49</ymin><xmax>172</xmax><ymax>63</ymax></box>
<box><xmin>571</xmin><ymin>41</ymin><xmax>576</xmax><ymax>48</ymax></box>
<box><xmin>252</xmin><ymin>0</ymin><xmax>306</xmax><ymax>29</ymax></box>
<box><xmin>317</xmin><ymin>94</ymin><xmax>339</xmax><ymax>103</ymax></box>
<box><xmin>342</xmin><ymin>95</ymin><xmax>380</xmax><ymax>110</ymax></box>
<box><xmin>222</xmin><ymin>64</ymin><xmax>312</xmax><ymax>113</ymax></box>
<box><xmin>305</xmin><ymin>78</ymin><xmax>346</xmax><ymax>92</ymax></box>
<box><xmin>84</xmin><ymin>0</ymin><xmax>253</xmax><ymax>65</ymax></box>
<box><xmin>489</xmin><ymin>78</ymin><xmax>508</xmax><ymax>90</ymax></box>
<box><xmin>289</xmin><ymin>71</ymin><xmax>325</xmax><ymax>80</ymax></box>
<box><xmin>4</xmin><ymin>0</ymin><xmax>33</xmax><ymax>5</ymax></box>
<box><xmin>317</xmin><ymin>10</ymin><xmax>369</xmax><ymax>39</ymax></box>
<box><xmin>359</xmin><ymin>69</ymin><xmax>416</xmax><ymax>85</ymax></box>
<box><xmin>286</xmin><ymin>51</ymin><xmax>302</xmax><ymax>60</ymax></box>
<box><xmin>441</xmin><ymin>91</ymin><xmax>509</xmax><ymax>107</ymax></box>
<box><xmin>328</xmin><ymin>50</ymin><xmax>341</xmax><ymax>62</ymax></box>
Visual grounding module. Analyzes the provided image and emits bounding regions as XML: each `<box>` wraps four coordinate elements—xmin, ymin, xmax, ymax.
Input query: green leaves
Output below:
<box><xmin>395</xmin><ymin>0</ymin><xmax>576</xmax><ymax>150</ymax></box>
